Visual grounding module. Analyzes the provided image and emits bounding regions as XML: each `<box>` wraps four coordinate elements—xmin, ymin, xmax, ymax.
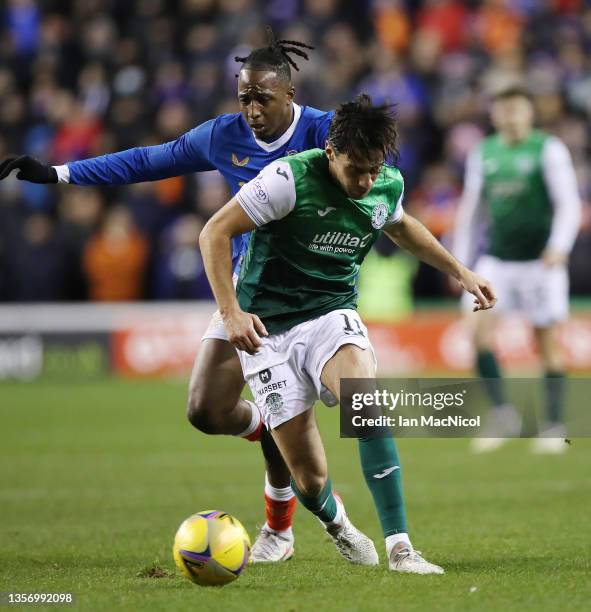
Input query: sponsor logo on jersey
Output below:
<box><xmin>231</xmin><ymin>153</ymin><xmax>250</xmax><ymax>167</ymax></box>
<box><xmin>371</xmin><ymin>202</ymin><xmax>389</xmax><ymax>229</ymax></box>
<box><xmin>250</xmin><ymin>178</ymin><xmax>268</xmax><ymax>203</ymax></box>
<box><xmin>311</xmin><ymin>231</ymin><xmax>372</xmax><ymax>248</ymax></box>
<box><xmin>317</xmin><ymin>207</ymin><xmax>336</xmax><ymax>217</ymax></box>
<box><xmin>490</xmin><ymin>180</ymin><xmax>527</xmax><ymax>199</ymax></box>
<box><xmin>265</xmin><ymin>392</ymin><xmax>283</xmax><ymax>415</ymax></box>
<box><xmin>286</xmin><ymin>150</ymin><xmax>299</xmax><ymax>156</ymax></box>
<box><xmin>259</xmin><ymin>369</ymin><xmax>271</xmax><ymax>383</ymax></box>
<box><xmin>308</xmin><ymin>231</ymin><xmax>372</xmax><ymax>255</ymax></box>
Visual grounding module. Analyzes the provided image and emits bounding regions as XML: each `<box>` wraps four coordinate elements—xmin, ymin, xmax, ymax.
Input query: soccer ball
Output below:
<box><xmin>173</xmin><ymin>510</ymin><xmax>251</xmax><ymax>586</ymax></box>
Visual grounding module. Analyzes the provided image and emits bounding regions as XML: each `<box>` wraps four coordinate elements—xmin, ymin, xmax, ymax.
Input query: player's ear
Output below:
<box><xmin>286</xmin><ymin>85</ymin><xmax>295</xmax><ymax>102</ymax></box>
<box><xmin>325</xmin><ymin>141</ymin><xmax>335</xmax><ymax>161</ymax></box>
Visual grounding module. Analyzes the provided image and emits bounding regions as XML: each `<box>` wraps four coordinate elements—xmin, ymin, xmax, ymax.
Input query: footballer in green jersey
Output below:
<box><xmin>201</xmin><ymin>94</ymin><xmax>494</xmax><ymax>574</ymax></box>
<box><xmin>453</xmin><ymin>86</ymin><xmax>582</xmax><ymax>454</ymax></box>
<box><xmin>236</xmin><ymin>148</ymin><xmax>405</xmax><ymax>334</ymax></box>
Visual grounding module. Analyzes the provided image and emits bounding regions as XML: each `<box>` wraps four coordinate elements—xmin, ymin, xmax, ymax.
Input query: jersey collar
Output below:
<box><xmin>252</xmin><ymin>103</ymin><xmax>302</xmax><ymax>153</ymax></box>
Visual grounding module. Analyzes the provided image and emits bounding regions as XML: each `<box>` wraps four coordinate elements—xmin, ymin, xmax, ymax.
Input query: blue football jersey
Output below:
<box><xmin>66</xmin><ymin>104</ymin><xmax>334</xmax><ymax>269</ymax></box>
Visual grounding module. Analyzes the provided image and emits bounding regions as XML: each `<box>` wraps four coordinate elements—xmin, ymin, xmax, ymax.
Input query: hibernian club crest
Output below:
<box><xmin>371</xmin><ymin>202</ymin><xmax>389</xmax><ymax>229</ymax></box>
<box><xmin>265</xmin><ymin>393</ymin><xmax>283</xmax><ymax>415</ymax></box>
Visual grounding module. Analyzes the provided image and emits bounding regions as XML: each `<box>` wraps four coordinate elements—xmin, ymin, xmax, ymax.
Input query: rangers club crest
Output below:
<box><xmin>371</xmin><ymin>202</ymin><xmax>389</xmax><ymax>229</ymax></box>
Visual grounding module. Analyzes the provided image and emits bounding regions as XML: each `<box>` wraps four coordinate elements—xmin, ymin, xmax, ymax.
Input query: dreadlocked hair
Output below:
<box><xmin>328</xmin><ymin>94</ymin><xmax>399</xmax><ymax>162</ymax></box>
<box><xmin>234</xmin><ymin>26</ymin><xmax>314</xmax><ymax>82</ymax></box>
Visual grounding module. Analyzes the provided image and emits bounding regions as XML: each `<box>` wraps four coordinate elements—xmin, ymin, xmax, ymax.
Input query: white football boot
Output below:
<box><xmin>324</xmin><ymin>512</ymin><xmax>379</xmax><ymax>565</ymax></box>
<box><xmin>388</xmin><ymin>542</ymin><xmax>444</xmax><ymax>575</ymax></box>
<box><xmin>531</xmin><ymin>423</ymin><xmax>568</xmax><ymax>455</ymax></box>
<box><xmin>470</xmin><ymin>404</ymin><xmax>522</xmax><ymax>453</ymax></box>
<box><xmin>249</xmin><ymin>525</ymin><xmax>294</xmax><ymax>563</ymax></box>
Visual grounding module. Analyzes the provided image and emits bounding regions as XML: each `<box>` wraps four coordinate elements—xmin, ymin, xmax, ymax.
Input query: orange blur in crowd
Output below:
<box><xmin>83</xmin><ymin>206</ymin><xmax>148</xmax><ymax>301</ymax></box>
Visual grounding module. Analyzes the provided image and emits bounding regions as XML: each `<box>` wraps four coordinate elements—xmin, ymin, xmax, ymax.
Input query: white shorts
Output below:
<box><xmin>237</xmin><ymin>309</ymin><xmax>376</xmax><ymax>430</ymax></box>
<box><xmin>202</xmin><ymin>310</ymin><xmax>229</xmax><ymax>342</ymax></box>
<box><xmin>462</xmin><ymin>255</ymin><xmax>569</xmax><ymax>327</ymax></box>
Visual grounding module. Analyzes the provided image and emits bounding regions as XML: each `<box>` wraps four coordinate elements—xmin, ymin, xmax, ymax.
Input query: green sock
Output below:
<box><xmin>358</xmin><ymin>436</ymin><xmax>407</xmax><ymax>537</ymax></box>
<box><xmin>545</xmin><ymin>371</ymin><xmax>566</xmax><ymax>424</ymax></box>
<box><xmin>476</xmin><ymin>350</ymin><xmax>507</xmax><ymax>407</ymax></box>
<box><xmin>290</xmin><ymin>476</ymin><xmax>337</xmax><ymax>523</ymax></box>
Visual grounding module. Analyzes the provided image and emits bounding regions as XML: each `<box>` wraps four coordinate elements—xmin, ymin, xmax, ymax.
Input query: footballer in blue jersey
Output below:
<box><xmin>61</xmin><ymin>102</ymin><xmax>332</xmax><ymax>271</ymax></box>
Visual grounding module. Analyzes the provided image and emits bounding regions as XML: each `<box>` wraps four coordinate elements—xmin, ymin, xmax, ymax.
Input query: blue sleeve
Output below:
<box><xmin>67</xmin><ymin>119</ymin><xmax>218</xmax><ymax>185</ymax></box>
<box><xmin>314</xmin><ymin>112</ymin><xmax>334</xmax><ymax>148</ymax></box>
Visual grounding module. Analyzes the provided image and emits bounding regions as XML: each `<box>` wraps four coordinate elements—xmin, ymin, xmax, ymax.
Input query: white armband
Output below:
<box><xmin>236</xmin><ymin>161</ymin><xmax>296</xmax><ymax>226</ymax></box>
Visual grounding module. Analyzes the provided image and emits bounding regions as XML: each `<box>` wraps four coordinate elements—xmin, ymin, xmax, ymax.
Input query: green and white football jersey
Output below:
<box><xmin>454</xmin><ymin>131</ymin><xmax>581</xmax><ymax>266</ymax></box>
<box><xmin>481</xmin><ymin>131</ymin><xmax>553</xmax><ymax>260</ymax></box>
<box><xmin>236</xmin><ymin>149</ymin><xmax>404</xmax><ymax>334</ymax></box>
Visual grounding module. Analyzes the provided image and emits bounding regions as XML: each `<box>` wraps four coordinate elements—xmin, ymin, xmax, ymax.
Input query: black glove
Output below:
<box><xmin>0</xmin><ymin>155</ymin><xmax>58</xmax><ymax>184</ymax></box>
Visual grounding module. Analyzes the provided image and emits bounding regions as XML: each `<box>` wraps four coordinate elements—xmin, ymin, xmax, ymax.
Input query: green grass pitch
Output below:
<box><xmin>1</xmin><ymin>379</ymin><xmax>590</xmax><ymax>611</ymax></box>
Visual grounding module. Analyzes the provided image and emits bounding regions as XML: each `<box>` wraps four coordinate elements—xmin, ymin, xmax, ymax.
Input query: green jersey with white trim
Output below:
<box><xmin>481</xmin><ymin>130</ymin><xmax>553</xmax><ymax>261</ymax></box>
<box><xmin>236</xmin><ymin>148</ymin><xmax>404</xmax><ymax>334</ymax></box>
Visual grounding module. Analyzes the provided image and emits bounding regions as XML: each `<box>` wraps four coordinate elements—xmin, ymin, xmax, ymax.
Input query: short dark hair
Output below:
<box><xmin>328</xmin><ymin>94</ymin><xmax>398</xmax><ymax>161</ymax></box>
<box><xmin>235</xmin><ymin>26</ymin><xmax>314</xmax><ymax>83</ymax></box>
<box><xmin>491</xmin><ymin>85</ymin><xmax>532</xmax><ymax>103</ymax></box>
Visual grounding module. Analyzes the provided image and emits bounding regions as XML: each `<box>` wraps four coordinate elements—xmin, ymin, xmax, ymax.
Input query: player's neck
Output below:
<box><xmin>499</xmin><ymin>129</ymin><xmax>531</xmax><ymax>146</ymax></box>
<box><xmin>260</xmin><ymin>104</ymin><xmax>294</xmax><ymax>143</ymax></box>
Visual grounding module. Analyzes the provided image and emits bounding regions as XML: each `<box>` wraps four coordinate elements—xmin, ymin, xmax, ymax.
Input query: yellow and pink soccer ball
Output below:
<box><xmin>173</xmin><ymin>510</ymin><xmax>251</xmax><ymax>586</ymax></box>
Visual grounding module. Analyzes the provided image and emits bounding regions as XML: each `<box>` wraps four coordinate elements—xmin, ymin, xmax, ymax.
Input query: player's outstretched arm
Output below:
<box><xmin>384</xmin><ymin>212</ymin><xmax>497</xmax><ymax>312</ymax></box>
<box><xmin>200</xmin><ymin>198</ymin><xmax>268</xmax><ymax>355</ymax></box>
<box><xmin>0</xmin><ymin>119</ymin><xmax>217</xmax><ymax>187</ymax></box>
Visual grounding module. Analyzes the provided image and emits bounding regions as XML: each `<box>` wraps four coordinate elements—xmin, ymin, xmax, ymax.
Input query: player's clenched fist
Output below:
<box><xmin>457</xmin><ymin>269</ymin><xmax>497</xmax><ymax>312</ymax></box>
<box><xmin>222</xmin><ymin>308</ymin><xmax>268</xmax><ymax>355</ymax></box>
<box><xmin>0</xmin><ymin>155</ymin><xmax>58</xmax><ymax>184</ymax></box>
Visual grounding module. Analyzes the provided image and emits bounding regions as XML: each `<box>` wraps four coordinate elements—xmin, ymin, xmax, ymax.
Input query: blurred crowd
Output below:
<box><xmin>0</xmin><ymin>0</ymin><xmax>590</xmax><ymax>305</ymax></box>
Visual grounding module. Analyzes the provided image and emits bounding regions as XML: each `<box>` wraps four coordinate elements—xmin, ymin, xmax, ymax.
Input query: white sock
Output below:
<box><xmin>264</xmin><ymin>473</ymin><xmax>295</xmax><ymax>502</ymax></box>
<box><xmin>321</xmin><ymin>496</ymin><xmax>346</xmax><ymax>530</ymax></box>
<box><xmin>264</xmin><ymin>522</ymin><xmax>293</xmax><ymax>538</ymax></box>
<box><xmin>237</xmin><ymin>400</ymin><xmax>261</xmax><ymax>438</ymax></box>
<box><xmin>385</xmin><ymin>533</ymin><xmax>412</xmax><ymax>557</ymax></box>
<box><xmin>333</xmin><ymin>498</ymin><xmax>345</xmax><ymax>527</ymax></box>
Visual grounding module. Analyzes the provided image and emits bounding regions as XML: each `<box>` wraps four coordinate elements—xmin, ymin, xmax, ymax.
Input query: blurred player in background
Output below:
<box><xmin>453</xmin><ymin>86</ymin><xmax>582</xmax><ymax>454</ymax></box>
<box><xmin>200</xmin><ymin>94</ymin><xmax>496</xmax><ymax>573</ymax></box>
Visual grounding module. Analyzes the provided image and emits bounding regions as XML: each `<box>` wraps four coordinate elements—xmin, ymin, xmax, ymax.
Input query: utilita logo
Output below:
<box><xmin>309</xmin><ymin>231</ymin><xmax>372</xmax><ymax>255</ymax></box>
